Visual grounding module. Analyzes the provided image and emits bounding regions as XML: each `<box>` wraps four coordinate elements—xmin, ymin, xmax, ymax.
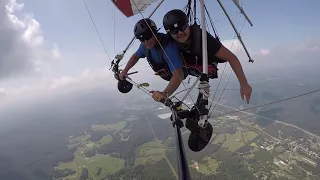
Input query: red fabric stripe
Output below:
<box><xmin>113</xmin><ymin>0</ymin><xmax>133</xmax><ymax>17</ymax></box>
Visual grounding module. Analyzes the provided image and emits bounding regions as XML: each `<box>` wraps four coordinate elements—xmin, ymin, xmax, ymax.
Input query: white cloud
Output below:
<box><xmin>221</xmin><ymin>39</ymin><xmax>244</xmax><ymax>54</ymax></box>
<box><xmin>49</xmin><ymin>76</ymin><xmax>75</xmax><ymax>89</ymax></box>
<box><xmin>284</xmin><ymin>37</ymin><xmax>320</xmax><ymax>54</ymax></box>
<box><xmin>217</xmin><ymin>36</ymin><xmax>320</xmax><ymax>75</ymax></box>
<box><xmin>9</xmin><ymin>66</ymin><xmax>113</xmax><ymax>93</ymax></box>
<box><xmin>22</xmin><ymin>13</ymin><xmax>44</xmax><ymax>47</ymax></box>
<box><xmin>221</xmin><ymin>39</ymin><xmax>254</xmax><ymax>63</ymax></box>
<box><xmin>5</xmin><ymin>0</ymin><xmax>23</xmax><ymax>13</ymax></box>
<box><xmin>260</xmin><ymin>48</ymin><xmax>270</xmax><ymax>56</ymax></box>
<box><xmin>245</xmin><ymin>37</ymin><xmax>320</xmax><ymax>73</ymax></box>
<box><xmin>0</xmin><ymin>66</ymin><xmax>117</xmax><ymax>106</ymax></box>
<box><xmin>51</xmin><ymin>43</ymin><xmax>61</xmax><ymax>59</ymax></box>
<box><xmin>48</xmin><ymin>66</ymin><xmax>114</xmax><ymax>90</ymax></box>
<box><xmin>6</xmin><ymin>12</ymin><xmax>25</xmax><ymax>28</ymax></box>
<box><xmin>0</xmin><ymin>0</ymin><xmax>58</xmax><ymax>80</ymax></box>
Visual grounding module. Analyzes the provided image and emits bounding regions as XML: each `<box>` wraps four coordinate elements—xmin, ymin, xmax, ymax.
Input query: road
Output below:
<box><xmin>209</xmin><ymin>100</ymin><xmax>320</xmax><ymax>140</ymax></box>
<box><xmin>145</xmin><ymin>117</ymin><xmax>158</xmax><ymax>141</ymax></box>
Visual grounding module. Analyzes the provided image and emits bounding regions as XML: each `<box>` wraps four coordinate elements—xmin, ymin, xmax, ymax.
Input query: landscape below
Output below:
<box><xmin>52</xmin><ymin>103</ymin><xmax>320</xmax><ymax>180</ymax></box>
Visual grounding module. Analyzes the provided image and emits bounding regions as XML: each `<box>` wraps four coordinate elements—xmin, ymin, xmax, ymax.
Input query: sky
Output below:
<box><xmin>0</xmin><ymin>0</ymin><xmax>320</xmax><ymax>106</ymax></box>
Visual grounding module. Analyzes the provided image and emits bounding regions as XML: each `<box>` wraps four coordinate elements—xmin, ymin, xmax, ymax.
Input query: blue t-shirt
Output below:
<box><xmin>135</xmin><ymin>35</ymin><xmax>184</xmax><ymax>74</ymax></box>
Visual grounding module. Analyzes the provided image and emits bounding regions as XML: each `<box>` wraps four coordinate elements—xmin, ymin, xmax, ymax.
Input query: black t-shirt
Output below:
<box><xmin>179</xmin><ymin>24</ymin><xmax>226</xmax><ymax>65</ymax></box>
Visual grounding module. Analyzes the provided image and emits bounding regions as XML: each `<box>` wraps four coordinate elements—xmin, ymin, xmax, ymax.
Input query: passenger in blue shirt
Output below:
<box><xmin>119</xmin><ymin>18</ymin><xmax>187</xmax><ymax>102</ymax></box>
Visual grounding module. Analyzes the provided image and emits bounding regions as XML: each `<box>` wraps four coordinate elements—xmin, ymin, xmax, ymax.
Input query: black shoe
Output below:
<box><xmin>188</xmin><ymin>122</ymin><xmax>213</xmax><ymax>152</ymax></box>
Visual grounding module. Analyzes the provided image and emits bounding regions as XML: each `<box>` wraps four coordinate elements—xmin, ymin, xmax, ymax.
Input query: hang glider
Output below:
<box><xmin>88</xmin><ymin>0</ymin><xmax>255</xmax><ymax>179</ymax></box>
<box><xmin>111</xmin><ymin>0</ymin><xmax>158</xmax><ymax>17</ymax></box>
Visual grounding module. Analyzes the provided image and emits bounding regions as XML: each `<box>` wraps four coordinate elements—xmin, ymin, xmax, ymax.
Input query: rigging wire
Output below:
<box><xmin>210</xmin><ymin>88</ymin><xmax>320</xmax><ymax>119</ymax></box>
<box><xmin>119</xmin><ymin>38</ymin><xmax>137</xmax><ymax>67</ymax></box>
<box><xmin>172</xmin><ymin>87</ymin><xmax>240</xmax><ymax>99</ymax></box>
<box><xmin>113</xmin><ymin>4</ymin><xmax>116</xmax><ymax>55</ymax></box>
<box><xmin>212</xmin><ymin>12</ymin><xmax>241</xmax><ymax>24</ymax></box>
<box><xmin>204</xmin><ymin>4</ymin><xmax>219</xmax><ymax>39</ymax></box>
<box><xmin>84</xmin><ymin>0</ymin><xmax>112</xmax><ymax>63</ymax></box>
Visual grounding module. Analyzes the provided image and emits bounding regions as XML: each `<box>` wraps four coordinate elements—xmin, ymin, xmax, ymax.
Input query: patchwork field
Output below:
<box><xmin>135</xmin><ymin>141</ymin><xmax>167</xmax><ymax>166</ymax></box>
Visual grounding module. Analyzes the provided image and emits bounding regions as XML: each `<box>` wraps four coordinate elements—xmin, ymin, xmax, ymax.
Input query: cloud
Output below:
<box><xmin>260</xmin><ymin>49</ymin><xmax>270</xmax><ymax>56</ymax></box>
<box><xmin>0</xmin><ymin>65</ymin><xmax>118</xmax><ymax>108</ymax></box>
<box><xmin>1</xmin><ymin>66</ymin><xmax>115</xmax><ymax>95</ymax></box>
<box><xmin>49</xmin><ymin>66</ymin><xmax>115</xmax><ymax>90</ymax></box>
<box><xmin>49</xmin><ymin>76</ymin><xmax>75</xmax><ymax>89</ymax></box>
<box><xmin>0</xmin><ymin>0</ymin><xmax>59</xmax><ymax>80</ymax></box>
<box><xmin>5</xmin><ymin>0</ymin><xmax>23</xmax><ymax>13</ymax></box>
<box><xmin>221</xmin><ymin>39</ymin><xmax>245</xmax><ymax>54</ymax></box>
<box><xmin>51</xmin><ymin>43</ymin><xmax>61</xmax><ymax>59</ymax></box>
<box><xmin>221</xmin><ymin>39</ymin><xmax>255</xmax><ymax>63</ymax></box>
<box><xmin>244</xmin><ymin>37</ymin><xmax>320</xmax><ymax>73</ymax></box>
<box><xmin>22</xmin><ymin>13</ymin><xmax>44</xmax><ymax>47</ymax></box>
<box><xmin>217</xmin><ymin>36</ymin><xmax>320</xmax><ymax>79</ymax></box>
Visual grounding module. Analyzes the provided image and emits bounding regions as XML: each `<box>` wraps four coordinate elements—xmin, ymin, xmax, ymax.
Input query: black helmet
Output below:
<box><xmin>134</xmin><ymin>18</ymin><xmax>157</xmax><ymax>41</ymax></box>
<box><xmin>163</xmin><ymin>9</ymin><xmax>188</xmax><ymax>34</ymax></box>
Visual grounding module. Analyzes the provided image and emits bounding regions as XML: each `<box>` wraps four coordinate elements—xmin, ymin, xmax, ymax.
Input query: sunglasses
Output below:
<box><xmin>167</xmin><ymin>24</ymin><xmax>188</xmax><ymax>35</ymax></box>
<box><xmin>136</xmin><ymin>31</ymin><xmax>153</xmax><ymax>42</ymax></box>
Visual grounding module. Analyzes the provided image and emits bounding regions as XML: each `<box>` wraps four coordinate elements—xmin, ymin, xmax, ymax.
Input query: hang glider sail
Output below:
<box><xmin>111</xmin><ymin>0</ymin><xmax>158</xmax><ymax>17</ymax></box>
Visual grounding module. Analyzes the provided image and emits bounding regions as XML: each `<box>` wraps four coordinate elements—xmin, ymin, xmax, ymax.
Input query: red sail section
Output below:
<box><xmin>112</xmin><ymin>0</ymin><xmax>133</xmax><ymax>17</ymax></box>
<box><xmin>111</xmin><ymin>0</ymin><xmax>158</xmax><ymax>18</ymax></box>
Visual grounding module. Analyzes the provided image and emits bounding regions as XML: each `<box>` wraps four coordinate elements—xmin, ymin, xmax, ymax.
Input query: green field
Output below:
<box><xmin>55</xmin><ymin>162</ymin><xmax>76</xmax><ymax>171</ymax></box>
<box><xmin>91</xmin><ymin>121</ymin><xmax>127</xmax><ymax>132</ymax></box>
<box><xmin>67</xmin><ymin>134</ymin><xmax>92</xmax><ymax>149</ymax></box>
<box><xmin>250</xmin><ymin>142</ymin><xmax>259</xmax><ymax>149</ymax></box>
<box><xmin>242</xmin><ymin>131</ymin><xmax>259</xmax><ymax>143</ymax></box>
<box><xmin>222</xmin><ymin>131</ymin><xmax>246</xmax><ymax>152</ymax></box>
<box><xmin>56</xmin><ymin>154</ymin><xmax>125</xmax><ymax>180</ymax></box>
<box><xmin>212</xmin><ymin>130</ymin><xmax>258</xmax><ymax>152</ymax></box>
<box><xmin>94</xmin><ymin>135</ymin><xmax>113</xmax><ymax>148</ymax></box>
<box><xmin>55</xmin><ymin>121</ymin><xmax>129</xmax><ymax>180</ymax></box>
<box><xmin>135</xmin><ymin>141</ymin><xmax>167</xmax><ymax>166</ymax></box>
<box><xmin>68</xmin><ymin>134</ymin><xmax>91</xmax><ymax>144</ymax></box>
<box><xmin>212</xmin><ymin>134</ymin><xmax>225</xmax><ymax>144</ymax></box>
<box><xmin>86</xmin><ymin>142</ymin><xmax>95</xmax><ymax>148</ymax></box>
<box><xmin>194</xmin><ymin>157</ymin><xmax>219</xmax><ymax>175</ymax></box>
<box><xmin>75</xmin><ymin>154</ymin><xmax>124</xmax><ymax>179</ymax></box>
<box><xmin>105</xmin><ymin>121</ymin><xmax>127</xmax><ymax>132</ymax></box>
